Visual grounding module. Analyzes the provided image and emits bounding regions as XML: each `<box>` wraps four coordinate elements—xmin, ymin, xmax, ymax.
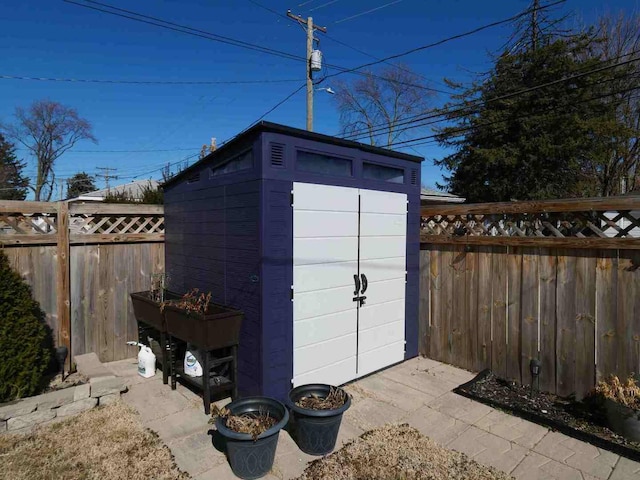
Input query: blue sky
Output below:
<box><xmin>1</xmin><ymin>0</ymin><xmax>637</xmax><ymax>197</ymax></box>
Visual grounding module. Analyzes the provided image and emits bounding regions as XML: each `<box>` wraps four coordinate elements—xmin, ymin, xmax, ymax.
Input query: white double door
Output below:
<box><xmin>292</xmin><ymin>182</ymin><xmax>407</xmax><ymax>387</ymax></box>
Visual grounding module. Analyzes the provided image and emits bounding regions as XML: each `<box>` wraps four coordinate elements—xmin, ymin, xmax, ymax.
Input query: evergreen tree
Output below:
<box><xmin>434</xmin><ymin>34</ymin><xmax>629</xmax><ymax>202</ymax></box>
<box><xmin>66</xmin><ymin>171</ymin><xmax>96</xmax><ymax>199</ymax></box>
<box><xmin>0</xmin><ymin>133</ymin><xmax>29</xmax><ymax>200</ymax></box>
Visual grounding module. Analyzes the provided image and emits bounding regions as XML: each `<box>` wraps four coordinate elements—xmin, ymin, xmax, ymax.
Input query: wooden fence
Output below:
<box><xmin>419</xmin><ymin>196</ymin><xmax>640</xmax><ymax>398</ymax></box>
<box><xmin>0</xmin><ymin>200</ymin><xmax>164</xmax><ymax>366</ymax></box>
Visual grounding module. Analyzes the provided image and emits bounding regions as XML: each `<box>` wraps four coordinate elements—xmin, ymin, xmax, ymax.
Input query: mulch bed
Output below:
<box><xmin>455</xmin><ymin>369</ymin><xmax>640</xmax><ymax>462</ymax></box>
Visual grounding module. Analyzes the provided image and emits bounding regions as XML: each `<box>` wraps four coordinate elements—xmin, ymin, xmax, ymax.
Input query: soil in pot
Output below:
<box><xmin>214</xmin><ymin>397</ymin><xmax>289</xmax><ymax>480</ymax></box>
<box><xmin>289</xmin><ymin>384</ymin><xmax>352</xmax><ymax>456</ymax></box>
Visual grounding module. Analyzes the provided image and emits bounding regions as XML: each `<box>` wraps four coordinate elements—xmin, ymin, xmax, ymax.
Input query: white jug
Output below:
<box><xmin>127</xmin><ymin>341</ymin><xmax>156</xmax><ymax>378</ymax></box>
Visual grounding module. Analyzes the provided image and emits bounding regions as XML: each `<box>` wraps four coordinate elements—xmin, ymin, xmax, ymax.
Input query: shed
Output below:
<box><xmin>163</xmin><ymin>122</ymin><xmax>422</xmax><ymax>401</ymax></box>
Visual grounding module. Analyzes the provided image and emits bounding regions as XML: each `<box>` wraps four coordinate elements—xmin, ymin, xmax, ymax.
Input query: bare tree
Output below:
<box><xmin>333</xmin><ymin>65</ymin><xmax>435</xmax><ymax>147</ymax></box>
<box><xmin>3</xmin><ymin>100</ymin><xmax>96</xmax><ymax>201</ymax></box>
<box><xmin>585</xmin><ymin>11</ymin><xmax>640</xmax><ymax>195</ymax></box>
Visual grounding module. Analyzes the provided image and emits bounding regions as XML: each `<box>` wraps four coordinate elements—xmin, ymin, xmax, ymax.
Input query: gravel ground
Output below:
<box><xmin>297</xmin><ymin>423</ymin><xmax>513</xmax><ymax>480</ymax></box>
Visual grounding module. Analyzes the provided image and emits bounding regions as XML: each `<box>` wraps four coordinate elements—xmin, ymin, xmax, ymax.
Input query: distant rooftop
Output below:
<box><xmin>70</xmin><ymin>179</ymin><xmax>159</xmax><ymax>202</ymax></box>
<box><xmin>421</xmin><ymin>187</ymin><xmax>465</xmax><ymax>204</ymax></box>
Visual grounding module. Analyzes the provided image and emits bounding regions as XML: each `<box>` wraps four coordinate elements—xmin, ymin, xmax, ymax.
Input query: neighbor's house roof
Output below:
<box><xmin>421</xmin><ymin>187</ymin><xmax>465</xmax><ymax>204</ymax></box>
<box><xmin>69</xmin><ymin>179</ymin><xmax>159</xmax><ymax>202</ymax></box>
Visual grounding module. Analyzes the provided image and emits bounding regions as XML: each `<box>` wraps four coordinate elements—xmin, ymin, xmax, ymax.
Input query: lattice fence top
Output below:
<box><xmin>0</xmin><ymin>201</ymin><xmax>164</xmax><ymax>246</ymax></box>
<box><xmin>421</xmin><ymin>196</ymin><xmax>640</xmax><ymax>249</ymax></box>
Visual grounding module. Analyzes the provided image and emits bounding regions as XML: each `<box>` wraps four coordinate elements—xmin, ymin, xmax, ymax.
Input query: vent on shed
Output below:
<box><xmin>270</xmin><ymin>143</ymin><xmax>285</xmax><ymax>168</ymax></box>
<box><xmin>410</xmin><ymin>168</ymin><xmax>418</xmax><ymax>185</ymax></box>
<box><xmin>187</xmin><ymin>172</ymin><xmax>200</xmax><ymax>184</ymax></box>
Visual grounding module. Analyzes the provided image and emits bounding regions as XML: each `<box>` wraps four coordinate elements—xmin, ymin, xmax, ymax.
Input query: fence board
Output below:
<box><xmin>619</xmin><ymin>251</ymin><xmax>640</xmax><ymax>377</ymax></box>
<box><xmin>418</xmin><ymin>248</ymin><xmax>431</xmax><ymax>357</ymax></box>
<box><xmin>596</xmin><ymin>250</ymin><xmax>619</xmax><ymax>381</ymax></box>
<box><xmin>491</xmin><ymin>247</ymin><xmax>508</xmax><ymax>379</ymax></box>
<box><xmin>507</xmin><ymin>248</ymin><xmax>522</xmax><ymax>382</ymax></box>
<box><xmin>429</xmin><ymin>247</ymin><xmax>443</xmax><ymax>361</ymax></box>
<box><xmin>556</xmin><ymin>253</ymin><xmax>577</xmax><ymax>397</ymax></box>
<box><xmin>520</xmin><ymin>248</ymin><xmax>539</xmax><ymax>387</ymax></box>
<box><xmin>575</xmin><ymin>251</ymin><xmax>596</xmax><ymax>399</ymax></box>
<box><xmin>440</xmin><ymin>246</ymin><xmax>455</xmax><ymax>364</ymax></box>
<box><xmin>538</xmin><ymin>248</ymin><xmax>557</xmax><ymax>393</ymax></box>
<box><xmin>466</xmin><ymin>247</ymin><xmax>479</xmax><ymax>372</ymax></box>
<box><xmin>476</xmin><ymin>246</ymin><xmax>492</xmax><ymax>371</ymax></box>
<box><xmin>451</xmin><ymin>246</ymin><xmax>468</xmax><ymax>369</ymax></box>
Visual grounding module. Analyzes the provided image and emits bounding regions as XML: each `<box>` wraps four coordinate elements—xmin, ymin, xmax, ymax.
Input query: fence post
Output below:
<box><xmin>56</xmin><ymin>201</ymin><xmax>71</xmax><ymax>370</ymax></box>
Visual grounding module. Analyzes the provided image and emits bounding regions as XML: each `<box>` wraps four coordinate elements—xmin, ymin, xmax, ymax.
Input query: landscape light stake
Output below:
<box><xmin>55</xmin><ymin>345</ymin><xmax>68</xmax><ymax>381</ymax></box>
<box><xmin>529</xmin><ymin>358</ymin><xmax>541</xmax><ymax>395</ymax></box>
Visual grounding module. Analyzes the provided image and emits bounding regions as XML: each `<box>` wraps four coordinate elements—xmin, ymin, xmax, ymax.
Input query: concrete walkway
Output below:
<box><xmin>105</xmin><ymin>356</ymin><xmax>640</xmax><ymax>480</ymax></box>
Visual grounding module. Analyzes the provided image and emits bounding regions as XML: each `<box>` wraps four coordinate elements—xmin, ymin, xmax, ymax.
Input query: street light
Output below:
<box><xmin>315</xmin><ymin>87</ymin><xmax>335</xmax><ymax>95</ymax></box>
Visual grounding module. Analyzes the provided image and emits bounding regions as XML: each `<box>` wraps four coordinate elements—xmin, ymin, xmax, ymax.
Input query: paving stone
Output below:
<box><xmin>474</xmin><ymin>409</ymin><xmax>548</xmax><ymax>449</ymax></box>
<box><xmin>272</xmin><ymin>449</ymin><xmax>317</xmax><ymax>480</ymax></box>
<box><xmin>167</xmin><ymin>430</ymin><xmax>226</xmax><ymax>476</ymax></box>
<box><xmin>428</xmin><ymin>391</ymin><xmax>493</xmax><ymax>424</ymax></box>
<box><xmin>90</xmin><ymin>378</ymin><xmax>126</xmax><ymax>398</ymax></box>
<box><xmin>0</xmin><ymin>399</ymin><xmax>37</xmax><ymax>420</ymax></box>
<box><xmin>123</xmin><ymin>381</ymin><xmax>195</xmax><ymax>422</ymax></box>
<box><xmin>533</xmin><ymin>431</ymin><xmax>618</xmax><ymax>479</ymax></box>
<box><xmin>57</xmin><ymin>397</ymin><xmax>98</xmax><ymax>417</ymax></box>
<box><xmin>7</xmin><ymin>409</ymin><xmax>56</xmax><ymax>431</ymax></box>
<box><xmin>448</xmin><ymin>425</ymin><xmax>527</xmax><ymax>474</ymax></box>
<box><xmin>194</xmin><ymin>461</ymin><xmax>279</xmax><ymax>480</ymax></box>
<box><xmin>0</xmin><ymin>420</ymin><xmax>6</xmax><ymax>432</ymax></box>
<box><xmin>73</xmin><ymin>384</ymin><xmax>91</xmax><ymax>401</ymax></box>
<box><xmin>334</xmin><ymin>417</ymin><xmax>364</xmax><ymax>449</ymax></box>
<box><xmin>610</xmin><ymin>456</ymin><xmax>640</xmax><ymax>480</ymax></box>
<box><xmin>428</xmin><ymin>362</ymin><xmax>477</xmax><ymax>385</ymax></box>
<box><xmin>33</xmin><ymin>388</ymin><xmax>76</xmax><ymax>410</ymax></box>
<box><xmin>404</xmin><ymin>405</ymin><xmax>470</xmax><ymax>446</ymax></box>
<box><xmin>89</xmin><ymin>375</ymin><xmax>116</xmax><ymax>384</ymax></box>
<box><xmin>343</xmin><ymin>397</ymin><xmax>404</xmax><ymax>432</ymax></box>
<box><xmin>146</xmin><ymin>408</ymin><xmax>210</xmax><ymax>443</ymax></box>
<box><xmin>99</xmin><ymin>393</ymin><xmax>120</xmax><ymax>406</ymax></box>
<box><xmin>355</xmin><ymin>373</ymin><xmax>435</xmax><ymax>412</ymax></box>
<box><xmin>75</xmin><ymin>352</ymin><xmax>112</xmax><ymax>379</ymax></box>
<box><xmin>379</xmin><ymin>362</ymin><xmax>459</xmax><ymax>398</ymax></box>
<box><xmin>512</xmin><ymin>451</ymin><xmax>584</xmax><ymax>480</ymax></box>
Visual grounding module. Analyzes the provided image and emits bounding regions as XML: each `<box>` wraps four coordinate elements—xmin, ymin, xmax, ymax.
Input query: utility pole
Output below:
<box><xmin>95</xmin><ymin>167</ymin><xmax>118</xmax><ymax>192</ymax></box>
<box><xmin>286</xmin><ymin>10</ymin><xmax>326</xmax><ymax>132</ymax></box>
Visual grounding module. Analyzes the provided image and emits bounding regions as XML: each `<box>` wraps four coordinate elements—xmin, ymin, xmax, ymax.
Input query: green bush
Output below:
<box><xmin>0</xmin><ymin>251</ymin><xmax>53</xmax><ymax>402</ymax></box>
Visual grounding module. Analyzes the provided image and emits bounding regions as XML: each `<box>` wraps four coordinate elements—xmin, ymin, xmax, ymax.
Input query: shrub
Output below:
<box><xmin>594</xmin><ymin>375</ymin><xmax>640</xmax><ymax>409</ymax></box>
<box><xmin>0</xmin><ymin>250</ymin><xmax>53</xmax><ymax>402</ymax></box>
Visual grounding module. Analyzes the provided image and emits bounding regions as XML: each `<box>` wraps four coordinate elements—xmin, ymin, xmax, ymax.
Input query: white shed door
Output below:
<box><xmin>292</xmin><ymin>183</ymin><xmax>359</xmax><ymax>387</ymax></box>
<box><xmin>292</xmin><ymin>182</ymin><xmax>407</xmax><ymax>388</ymax></box>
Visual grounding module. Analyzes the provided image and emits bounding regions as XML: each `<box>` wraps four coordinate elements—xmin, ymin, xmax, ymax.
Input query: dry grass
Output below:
<box><xmin>0</xmin><ymin>402</ymin><xmax>189</xmax><ymax>480</ymax></box>
<box><xmin>296</xmin><ymin>387</ymin><xmax>347</xmax><ymax>410</ymax></box>
<box><xmin>297</xmin><ymin>424</ymin><xmax>514</xmax><ymax>480</ymax></box>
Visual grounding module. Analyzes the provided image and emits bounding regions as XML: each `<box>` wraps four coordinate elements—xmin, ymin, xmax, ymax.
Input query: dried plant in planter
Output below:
<box><xmin>210</xmin><ymin>405</ymin><xmax>277</xmax><ymax>441</ymax></box>
<box><xmin>161</xmin><ymin>288</ymin><xmax>212</xmax><ymax>314</ymax></box>
<box><xmin>149</xmin><ymin>272</ymin><xmax>170</xmax><ymax>303</ymax></box>
<box><xmin>595</xmin><ymin>375</ymin><xmax>640</xmax><ymax>409</ymax></box>
<box><xmin>296</xmin><ymin>387</ymin><xmax>347</xmax><ymax>410</ymax></box>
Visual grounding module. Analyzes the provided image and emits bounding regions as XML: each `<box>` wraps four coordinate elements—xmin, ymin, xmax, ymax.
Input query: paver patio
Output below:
<box><xmin>105</xmin><ymin>356</ymin><xmax>640</xmax><ymax>480</ymax></box>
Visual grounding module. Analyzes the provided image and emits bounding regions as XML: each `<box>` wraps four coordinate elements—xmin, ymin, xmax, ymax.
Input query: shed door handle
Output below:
<box><xmin>360</xmin><ymin>273</ymin><xmax>368</xmax><ymax>294</ymax></box>
<box><xmin>353</xmin><ymin>274</ymin><xmax>361</xmax><ymax>296</ymax></box>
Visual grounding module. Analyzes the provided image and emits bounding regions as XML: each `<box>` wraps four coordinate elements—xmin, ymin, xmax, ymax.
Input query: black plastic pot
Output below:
<box><xmin>130</xmin><ymin>290</ymin><xmax>181</xmax><ymax>332</ymax></box>
<box><xmin>604</xmin><ymin>398</ymin><xmax>640</xmax><ymax>442</ymax></box>
<box><xmin>215</xmin><ymin>396</ymin><xmax>289</xmax><ymax>480</ymax></box>
<box><xmin>287</xmin><ymin>384</ymin><xmax>351</xmax><ymax>456</ymax></box>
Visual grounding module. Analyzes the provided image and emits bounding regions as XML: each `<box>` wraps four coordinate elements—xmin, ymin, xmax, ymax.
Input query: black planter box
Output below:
<box><xmin>164</xmin><ymin>303</ymin><xmax>243</xmax><ymax>350</ymax></box>
<box><xmin>130</xmin><ymin>290</ymin><xmax>181</xmax><ymax>332</ymax></box>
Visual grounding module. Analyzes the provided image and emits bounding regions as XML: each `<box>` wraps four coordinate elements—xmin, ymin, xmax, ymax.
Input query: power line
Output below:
<box><xmin>342</xmin><ymin>52</ymin><xmax>640</xmax><ymax>142</ymax></box>
<box><xmin>320</xmin><ymin>0</ymin><xmax>566</xmax><ymax>81</ymax></box>
<box><xmin>334</xmin><ymin>0</ymin><xmax>404</xmax><ymax>25</ymax></box>
<box><xmin>66</xmin><ymin>147</ymin><xmax>199</xmax><ymax>153</ymax></box>
<box><xmin>0</xmin><ymin>74</ymin><xmax>304</xmax><ymax>85</ymax></box>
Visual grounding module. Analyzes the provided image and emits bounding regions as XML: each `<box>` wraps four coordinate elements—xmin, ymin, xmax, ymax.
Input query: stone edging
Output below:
<box><xmin>0</xmin><ymin>377</ymin><xmax>127</xmax><ymax>434</ymax></box>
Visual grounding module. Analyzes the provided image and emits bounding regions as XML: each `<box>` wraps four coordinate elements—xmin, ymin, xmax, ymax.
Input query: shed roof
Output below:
<box><xmin>163</xmin><ymin>121</ymin><xmax>423</xmax><ymax>188</ymax></box>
